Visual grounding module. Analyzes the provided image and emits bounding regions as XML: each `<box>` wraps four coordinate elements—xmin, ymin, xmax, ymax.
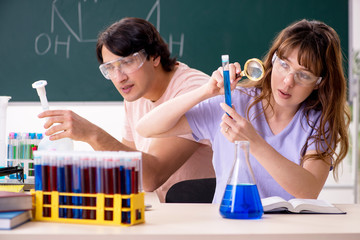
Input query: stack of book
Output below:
<box><xmin>0</xmin><ymin>191</ymin><xmax>33</xmax><ymax>230</ymax></box>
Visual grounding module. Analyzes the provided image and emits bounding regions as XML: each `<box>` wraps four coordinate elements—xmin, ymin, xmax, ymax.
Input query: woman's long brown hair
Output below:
<box><xmin>241</xmin><ymin>19</ymin><xmax>350</xmax><ymax>180</ymax></box>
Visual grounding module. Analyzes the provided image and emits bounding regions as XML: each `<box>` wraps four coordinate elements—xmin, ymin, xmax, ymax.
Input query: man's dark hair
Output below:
<box><xmin>96</xmin><ymin>17</ymin><xmax>176</xmax><ymax>72</ymax></box>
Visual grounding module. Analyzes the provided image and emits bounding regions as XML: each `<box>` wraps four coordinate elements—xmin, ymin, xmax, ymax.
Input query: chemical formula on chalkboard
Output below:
<box><xmin>34</xmin><ymin>0</ymin><xmax>184</xmax><ymax>59</ymax></box>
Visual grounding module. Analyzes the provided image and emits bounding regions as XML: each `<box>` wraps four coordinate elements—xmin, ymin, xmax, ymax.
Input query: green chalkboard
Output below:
<box><xmin>0</xmin><ymin>0</ymin><xmax>348</xmax><ymax>101</ymax></box>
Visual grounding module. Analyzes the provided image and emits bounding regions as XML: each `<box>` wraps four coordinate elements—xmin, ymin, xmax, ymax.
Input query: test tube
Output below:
<box><xmin>28</xmin><ymin>133</ymin><xmax>36</xmax><ymax>177</ymax></box>
<box><xmin>12</xmin><ymin>133</ymin><xmax>18</xmax><ymax>170</ymax></box>
<box><xmin>18</xmin><ymin>133</ymin><xmax>24</xmax><ymax>160</ymax></box>
<box><xmin>29</xmin><ymin>133</ymin><xmax>35</xmax><ymax>159</ymax></box>
<box><xmin>96</xmin><ymin>153</ymin><xmax>104</xmax><ymax>194</ymax></box>
<box><xmin>7</xmin><ymin>133</ymin><xmax>11</xmax><ymax>160</ymax></box>
<box><xmin>222</xmin><ymin>54</ymin><xmax>232</xmax><ymax>108</ymax></box>
<box><xmin>88</xmin><ymin>154</ymin><xmax>97</xmax><ymax>219</ymax></box>
<box><xmin>72</xmin><ymin>152</ymin><xmax>82</xmax><ymax>219</ymax></box>
<box><xmin>103</xmin><ymin>153</ymin><xmax>114</xmax><ymax>221</ymax></box>
<box><xmin>64</xmin><ymin>154</ymin><xmax>73</xmax><ymax>218</ymax></box>
<box><xmin>41</xmin><ymin>152</ymin><xmax>51</xmax><ymax>217</ymax></box>
<box><xmin>125</xmin><ymin>159</ymin><xmax>132</xmax><ymax>197</ymax></box>
<box><xmin>119</xmin><ymin>154</ymin><xmax>128</xmax><ymax>224</ymax></box>
<box><xmin>7</xmin><ymin>133</ymin><xmax>14</xmax><ymax>176</ymax></box>
<box><xmin>137</xmin><ymin>153</ymin><xmax>143</xmax><ymax>193</ymax></box>
<box><xmin>49</xmin><ymin>152</ymin><xmax>57</xmax><ymax>192</ymax></box>
<box><xmin>56</xmin><ymin>153</ymin><xmax>66</xmax><ymax>218</ymax></box>
<box><xmin>128</xmin><ymin>152</ymin><xmax>142</xmax><ymax>194</ymax></box>
<box><xmin>120</xmin><ymin>161</ymin><xmax>125</xmax><ymax>195</ymax></box>
<box><xmin>34</xmin><ymin>151</ymin><xmax>43</xmax><ymax>191</ymax></box>
<box><xmin>121</xmin><ymin>157</ymin><xmax>132</xmax><ymax>224</ymax></box>
<box><xmin>80</xmin><ymin>153</ymin><xmax>90</xmax><ymax>219</ymax></box>
<box><xmin>48</xmin><ymin>152</ymin><xmax>57</xmax><ymax>217</ymax></box>
<box><xmin>113</xmin><ymin>153</ymin><xmax>121</xmax><ymax>194</ymax></box>
<box><xmin>36</xmin><ymin>133</ymin><xmax>43</xmax><ymax>147</ymax></box>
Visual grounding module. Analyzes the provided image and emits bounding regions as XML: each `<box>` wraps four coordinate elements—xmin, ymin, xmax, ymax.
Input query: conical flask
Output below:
<box><xmin>219</xmin><ymin>141</ymin><xmax>263</xmax><ymax>219</ymax></box>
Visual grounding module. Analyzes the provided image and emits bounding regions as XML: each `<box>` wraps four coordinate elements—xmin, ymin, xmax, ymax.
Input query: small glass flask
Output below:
<box><xmin>219</xmin><ymin>141</ymin><xmax>263</xmax><ymax>219</ymax></box>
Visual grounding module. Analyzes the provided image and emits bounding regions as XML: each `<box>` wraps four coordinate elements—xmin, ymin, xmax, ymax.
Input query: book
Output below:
<box><xmin>0</xmin><ymin>210</ymin><xmax>31</xmax><ymax>230</ymax></box>
<box><xmin>0</xmin><ymin>191</ymin><xmax>33</xmax><ymax>212</ymax></box>
<box><xmin>261</xmin><ymin>196</ymin><xmax>345</xmax><ymax>214</ymax></box>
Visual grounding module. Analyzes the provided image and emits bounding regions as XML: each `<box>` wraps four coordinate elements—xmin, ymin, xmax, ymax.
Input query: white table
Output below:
<box><xmin>1</xmin><ymin>192</ymin><xmax>359</xmax><ymax>240</ymax></box>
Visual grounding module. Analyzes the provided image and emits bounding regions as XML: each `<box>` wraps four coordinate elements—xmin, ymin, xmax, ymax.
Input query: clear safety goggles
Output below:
<box><xmin>272</xmin><ymin>52</ymin><xmax>322</xmax><ymax>86</ymax></box>
<box><xmin>99</xmin><ymin>49</ymin><xmax>147</xmax><ymax>80</ymax></box>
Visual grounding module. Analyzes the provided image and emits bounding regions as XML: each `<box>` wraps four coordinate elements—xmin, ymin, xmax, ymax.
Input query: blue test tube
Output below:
<box><xmin>122</xmin><ymin>158</ymin><xmax>132</xmax><ymax>224</ymax></box>
<box><xmin>120</xmin><ymin>163</ymin><xmax>125</xmax><ymax>194</ymax></box>
<box><xmin>222</xmin><ymin>54</ymin><xmax>232</xmax><ymax>108</ymax></box>
<box><xmin>124</xmin><ymin>160</ymin><xmax>131</xmax><ymax>197</ymax></box>
<box><xmin>119</xmin><ymin>156</ymin><xmax>127</xmax><ymax>224</ymax></box>
<box><xmin>71</xmin><ymin>153</ymin><xmax>82</xmax><ymax>219</ymax></box>
<box><xmin>34</xmin><ymin>152</ymin><xmax>43</xmax><ymax>191</ymax></box>
<box><xmin>96</xmin><ymin>153</ymin><xmax>104</xmax><ymax>194</ymax></box>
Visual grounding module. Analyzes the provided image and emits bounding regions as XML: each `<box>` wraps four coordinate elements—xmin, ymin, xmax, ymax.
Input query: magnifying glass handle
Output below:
<box><xmin>235</xmin><ymin>71</ymin><xmax>245</xmax><ymax>79</ymax></box>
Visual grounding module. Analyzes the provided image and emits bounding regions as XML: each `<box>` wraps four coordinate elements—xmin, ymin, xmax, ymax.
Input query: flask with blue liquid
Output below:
<box><xmin>219</xmin><ymin>141</ymin><xmax>263</xmax><ymax>219</ymax></box>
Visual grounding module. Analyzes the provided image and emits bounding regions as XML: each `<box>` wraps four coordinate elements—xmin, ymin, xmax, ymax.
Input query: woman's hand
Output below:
<box><xmin>206</xmin><ymin>62</ymin><xmax>242</xmax><ymax>97</ymax></box>
<box><xmin>219</xmin><ymin>102</ymin><xmax>261</xmax><ymax>143</ymax></box>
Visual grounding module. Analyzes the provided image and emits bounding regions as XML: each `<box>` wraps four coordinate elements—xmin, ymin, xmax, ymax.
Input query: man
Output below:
<box><xmin>38</xmin><ymin>17</ymin><xmax>214</xmax><ymax>202</ymax></box>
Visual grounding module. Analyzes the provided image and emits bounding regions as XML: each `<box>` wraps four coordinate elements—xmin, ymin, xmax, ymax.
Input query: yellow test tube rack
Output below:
<box><xmin>31</xmin><ymin>189</ymin><xmax>145</xmax><ymax>226</ymax></box>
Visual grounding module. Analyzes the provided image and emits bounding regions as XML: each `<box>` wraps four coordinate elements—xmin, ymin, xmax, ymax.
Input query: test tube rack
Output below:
<box><xmin>31</xmin><ymin>190</ymin><xmax>145</xmax><ymax>226</ymax></box>
<box><xmin>31</xmin><ymin>150</ymin><xmax>145</xmax><ymax>226</ymax></box>
<box><xmin>6</xmin><ymin>132</ymin><xmax>43</xmax><ymax>179</ymax></box>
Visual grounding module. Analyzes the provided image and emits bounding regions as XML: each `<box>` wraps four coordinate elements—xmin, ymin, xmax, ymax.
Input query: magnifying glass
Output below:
<box><xmin>221</xmin><ymin>56</ymin><xmax>264</xmax><ymax>115</ymax></box>
<box><xmin>236</xmin><ymin>58</ymin><xmax>265</xmax><ymax>81</ymax></box>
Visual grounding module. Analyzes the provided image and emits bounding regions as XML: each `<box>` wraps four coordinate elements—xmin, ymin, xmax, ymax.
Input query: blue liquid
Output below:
<box><xmin>219</xmin><ymin>184</ymin><xmax>263</xmax><ymax>219</ymax></box>
<box><xmin>223</xmin><ymin>70</ymin><xmax>232</xmax><ymax>107</ymax></box>
<box><xmin>96</xmin><ymin>166</ymin><xmax>103</xmax><ymax>193</ymax></box>
<box><xmin>34</xmin><ymin>164</ymin><xmax>42</xmax><ymax>190</ymax></box>
<box><xmin>72</xmin><ymin>165</ymin><xmax>82</xmax><ymax>219</ymax></box>
<box><xmin>57</xmin><ymin>166</ymin><xmax>66</xmax><ymax>218</ymax></box>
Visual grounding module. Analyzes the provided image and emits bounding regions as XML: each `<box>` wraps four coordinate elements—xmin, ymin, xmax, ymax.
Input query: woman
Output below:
<box><xmin>136</xmin><ymin>19</ymin><xmax>350</xmax><ymax>203</ymax></box>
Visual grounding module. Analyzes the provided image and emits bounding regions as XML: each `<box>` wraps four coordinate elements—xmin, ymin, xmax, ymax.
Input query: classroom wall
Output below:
<box><xmin>353</xmin><ymin>0</ymin><xmax>360</xmax><ymax>50</ymax></box>
<box><xmin>3</xmin><ymin>0</ymin><xmax>360</xmax><ymax>203</ymax></box>
<box><xmin>6</xmin><ymin>102</ymin><xmax>125</xmax><ymax>151</ymax></box>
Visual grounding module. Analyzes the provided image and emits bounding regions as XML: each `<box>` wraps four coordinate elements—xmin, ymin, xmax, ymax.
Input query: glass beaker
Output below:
<box><xmin>219</xmin><ymin>141</ymin><xmax>263</xmax><ymax>219</ymax></box>
<box><xmin>0</xmin><ymin>96</ymin><xmax>11</xmax><ymax>166</ymax></box>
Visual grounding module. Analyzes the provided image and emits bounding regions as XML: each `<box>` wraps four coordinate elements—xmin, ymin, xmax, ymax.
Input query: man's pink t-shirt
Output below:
<box><xmin>123</xmin><ymin>62</ymin><xmax>215</xmax><ymax>202</ymax></box>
